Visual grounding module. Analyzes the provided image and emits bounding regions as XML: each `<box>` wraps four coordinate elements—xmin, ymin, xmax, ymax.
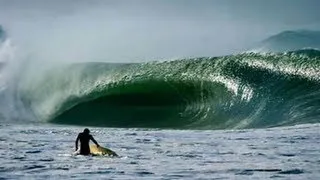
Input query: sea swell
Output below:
<box><xmin>17</xmin><ymin>49</ymin><xmax>320</xmax><ymax>129</ymax></box>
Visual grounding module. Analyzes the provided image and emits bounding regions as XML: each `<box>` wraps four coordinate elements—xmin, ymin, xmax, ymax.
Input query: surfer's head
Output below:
<box><xmin>83</xmin><ymin>128</ymin><xmax>90</xmax><ymax>134</ymax></box>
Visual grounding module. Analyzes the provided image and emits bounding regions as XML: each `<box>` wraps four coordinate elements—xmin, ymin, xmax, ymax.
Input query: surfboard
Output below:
<box><xmin>89</xmin><ymin>145</ymin><xmax>118</xmax><ymax>157</ymax></box>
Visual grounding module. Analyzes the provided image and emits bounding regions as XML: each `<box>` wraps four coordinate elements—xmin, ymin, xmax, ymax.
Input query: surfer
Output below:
<box><xmin>75</xmin><ymin>128</ymin><xmax>100</xmax><ymax>155</ymax></box>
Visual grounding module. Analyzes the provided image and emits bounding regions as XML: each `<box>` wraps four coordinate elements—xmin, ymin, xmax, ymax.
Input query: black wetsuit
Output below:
<box><xmin>77</xmin><ymin>133</ymin><xmax>94</xmax><ymax>155</ymax></box>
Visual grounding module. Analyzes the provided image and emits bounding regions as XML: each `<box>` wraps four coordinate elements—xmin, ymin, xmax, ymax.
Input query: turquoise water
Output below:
<box><xmin>0</xmin><ymin>123</ymin><xmax>319</xmax><ymax>179</ymax></box>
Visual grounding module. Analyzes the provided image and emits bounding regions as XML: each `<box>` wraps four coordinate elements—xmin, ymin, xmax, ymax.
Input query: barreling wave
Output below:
<box><xmin>17</xmin><ymin>49</ymin><xmax>320</xmax><ymax>129</ymax></box>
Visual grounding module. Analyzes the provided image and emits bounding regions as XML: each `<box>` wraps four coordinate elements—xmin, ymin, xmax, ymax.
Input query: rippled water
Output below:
<box><xmin>0</xmin><ymin>123</ymin><xmax>319</xmax><ymax>179</ymax></box>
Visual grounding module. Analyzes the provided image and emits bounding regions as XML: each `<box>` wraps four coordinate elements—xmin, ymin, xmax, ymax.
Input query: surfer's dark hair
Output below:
<box><xmin>83</xmin><ymin>128</ymin><xmax>90</xmax><ymax>134</ymax></box>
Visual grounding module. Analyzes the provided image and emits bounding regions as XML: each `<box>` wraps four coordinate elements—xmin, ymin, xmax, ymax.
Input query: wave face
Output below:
<box><xmin>18</xmin><ymin>50</ymin><xmax>320</xmax><ymax>129</ymax></box>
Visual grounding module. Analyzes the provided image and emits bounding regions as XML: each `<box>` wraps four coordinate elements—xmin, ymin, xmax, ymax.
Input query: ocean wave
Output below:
<box><xmin>14</xmin><ymin>50</ymin><xmax>320</xmax><ymax>129</ymax></box>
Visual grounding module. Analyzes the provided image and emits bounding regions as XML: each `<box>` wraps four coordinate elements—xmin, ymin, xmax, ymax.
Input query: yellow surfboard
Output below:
<box><xmin>90</xmin><ymin>145</ymin><xmax>118</xmax><ymax>157</ymax></box>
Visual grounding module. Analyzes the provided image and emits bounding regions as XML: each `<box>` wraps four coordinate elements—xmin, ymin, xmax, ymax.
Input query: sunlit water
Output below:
<box><xmin>0</xmin><ymin>123</ymin><xmax>319</xmax><ymax>179</ymax></box>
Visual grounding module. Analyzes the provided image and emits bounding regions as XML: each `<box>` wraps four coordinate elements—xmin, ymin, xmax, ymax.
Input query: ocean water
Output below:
<box><xmin>8</xmin><ymin>49</ymin><xmax>318</xmax><ymax>130</ymax></box>
<box><xmin>0</xmin><ymin>35</ymin><xmax>320</xmax><ymax>179</ymax></box>
<box><xmin>0</xmin><ymin>123</ymin><xmax>319</xmax><ymax>179</ymax></box>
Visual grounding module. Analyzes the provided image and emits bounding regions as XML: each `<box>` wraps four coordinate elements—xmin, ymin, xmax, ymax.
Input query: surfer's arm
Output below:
<box><xmin>90</xmin><ymin>136</ymin><xmax>100</xmax><ymax>147</ymax></box>
<box><xmin>75</xmin><ymin>134</ymin><xmax>80</xmax><ymax>151</ymax></box>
